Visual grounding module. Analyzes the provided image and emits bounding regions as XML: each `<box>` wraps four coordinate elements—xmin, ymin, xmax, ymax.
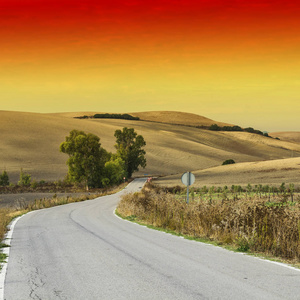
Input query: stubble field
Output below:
<box><xmin>1</xmin><ymin>110</ymin><xmax>300</xmax><ymax>187</ymax></box>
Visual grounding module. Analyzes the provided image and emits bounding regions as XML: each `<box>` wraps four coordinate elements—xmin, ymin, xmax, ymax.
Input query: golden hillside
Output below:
<box><xmin>0</xmin><ymin>110</ymin><xmax>299</xmax><ymax>185</ymax></box>
<box><xmin>155</xmin><ymin>157</ymin><xmax>300</xmax><ymax>188</ymax></box>
<box><xmin>130</xmin><ymin>111</ymin><xmax>233</xmax><ymax>127</ymax></box>
<box><xmin>47</xmin><ymin>111</ymin><xmax>232</xmax><ymax>127</ymax></box>
<box><xmin>270</xmin><ymin>131</ymin><xmax>300</xmax><ymax>144</ymax></box>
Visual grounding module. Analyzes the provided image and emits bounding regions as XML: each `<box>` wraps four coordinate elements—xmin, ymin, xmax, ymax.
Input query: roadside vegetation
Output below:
<box><xmin>117</xmin><ymin>182</ymin><xmax>300</xmax><ymax>265</ymax></box>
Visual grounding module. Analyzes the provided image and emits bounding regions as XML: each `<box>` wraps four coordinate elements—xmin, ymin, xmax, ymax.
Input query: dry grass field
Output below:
<box><xmin>156</xmin><ymin>157</ymin><xmax>300</xmax><ymax>188</ymax></box>
<box><xmin>270</xmin><ymin>131</ymin><xmax>300</xmax><ymax>144</ymax></box>
<box><xmin>130</xmin><ymin>111</ymin><xmax>233</xmax><ymax>127</ymax></box>
<box><xmin>1</xmin><ymin>110</ymin><xmax>300</xmax><ymax>187</ymax></box>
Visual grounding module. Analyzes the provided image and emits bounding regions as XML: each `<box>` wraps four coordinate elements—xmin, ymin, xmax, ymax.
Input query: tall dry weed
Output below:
<box><xmin>117</xmin><ymin>183</ymin><xmax>300</xmax><ymax>262</ymax></box>
<box><xmin>0</xmin><ymin>208</ymin><xmax>13</xmax><ymax>241</ymax></box>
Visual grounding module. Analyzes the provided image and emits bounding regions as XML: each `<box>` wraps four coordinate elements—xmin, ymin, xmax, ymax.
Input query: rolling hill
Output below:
<box><xmin>156</xmin><ymin>157</ymin><xmax>300</xmax><ymax>187</ymax></box>
<box><xmin>130</xmin><ymin>111</ymin><xmax>233</xmax><ymax>127</ymax></box>
<box><xmin>0</xmin><ymin>110</ymin><xmax>299</xmax><ymax>186</ymax></box>
<box><xmin>270</xmin><ymin>131</ymin><xmax>300</xmax><ymax>144</ymax></box>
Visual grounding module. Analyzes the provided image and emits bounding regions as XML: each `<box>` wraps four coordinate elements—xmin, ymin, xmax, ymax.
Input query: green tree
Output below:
<box><xmin>102</xmin><ymin>156</ymin><xmax>126</xmax><ymax>186</ymax></box>
<box><xmin>114</xmin><ymin>127</ymin><xmax>146</xmax><ymax>178</ymax></box>
<box><xmin>60</xmin><ymin>130</ymin><xmax>109</xmax><ymax>190</ymax></box>
<box><xmin>209</xmin><ymin>124</ymin><xmax>221</xmax><ymax>131</ymax></box>
<box><xmin>18</xmin><ymin>168</ymin><xmax>31</xmax><ymax>186</ymax></box>
<box><xmin>0</xmin><ymin>170</ymin><xmax>9</xmax><ymax>186</ymax></box>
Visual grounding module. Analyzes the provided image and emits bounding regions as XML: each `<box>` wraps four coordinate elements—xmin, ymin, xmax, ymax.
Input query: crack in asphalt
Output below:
<box><xmin>28</xmin><ymin>267</ymin><xmax>45</xmax><ymax>300</ymax></box>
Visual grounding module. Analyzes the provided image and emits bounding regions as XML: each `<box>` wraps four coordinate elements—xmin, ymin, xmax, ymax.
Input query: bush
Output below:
<box><xmin>209</xmin><ymin>124</ymin><xmax>221</xmax><ymax>131</ymax></box>
<box><xmin>222</xmin><ymin>159</ymin><xmax>235</xmax><ymax>165</ymax></box>
<box><xmin>18</xmin><ymin>169</ymin><xmax>31</xmax><ymax>186</ymax></box>
<box><xmin>0</xmin><ymin>170</ymin><xmax>9</xmax><ymax>186</ymax></box>
<box><xmin>103</xmin><ymin>157</ymin><xmax>126</xmax><ymax>186</ymax></box>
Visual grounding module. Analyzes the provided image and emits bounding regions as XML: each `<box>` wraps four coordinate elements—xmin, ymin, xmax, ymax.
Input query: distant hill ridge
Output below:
<box><xmin>130</xmin><ymin>111</ymin><xmax>233</xmax><ymax>127</ymax></box>
<box><xmin>72</xmin><ymin>111</ymin><xmax>268</xmax><ymax>137</ymax></box>
<box><xmin>270</xmin><ymin>132</ymin><xmax>300</xmax><ymax>144</ymax></box>
<box><xmin>1</xmin><ymin>110</ymin><xmax>300</xmax><ymax>185</ymax></box>
<box><xmin>75</xmin><ymin>113</ymin><xmax>140</xmax><ymax>121</ymax></box>
<box><xmin>67</xmin><ymin>111</ymin><xmax>233</xmax><ymax>127</ymax></box>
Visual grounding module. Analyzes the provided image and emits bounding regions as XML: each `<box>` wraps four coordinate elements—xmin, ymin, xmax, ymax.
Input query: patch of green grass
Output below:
<box><xmin>1</xmin><ymin>244</ymin><xmax>9</xmax><ymax>271</ymax></box>
<box><xmin>235</xmin><ymin>237</ymin><xmax>250</xmax><ymax>252</ymax></box>
<box><xmin>0</xmin><ymin>242</ymin><xmax>9</xmax><ymax>248</ymax></box>
<box><xmin>0</xmin><ymin>252</ymin><xmax>7</xmax><ymax>264</ymax></box>
<box><xmin>125</xmin><ymin>215</ymin><xmax>138</xmax><ymax>222</ymax></box>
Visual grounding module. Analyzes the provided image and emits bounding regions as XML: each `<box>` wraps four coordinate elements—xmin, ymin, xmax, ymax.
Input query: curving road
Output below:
<box><xmin>3</xmin><ymin>178</ymin><xmax>300</xmax><ymax>299</ymax></box>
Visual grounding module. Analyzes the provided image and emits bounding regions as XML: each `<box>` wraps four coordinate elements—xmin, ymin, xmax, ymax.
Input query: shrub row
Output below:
<box><xmin>74</xmin><ymin>113</ymin><xmax>140</xmax><ymax>120</ymax></box>
<box><xmin>93</xmin><ymin>113</ymin><xmax>140</xmax><ymax>120</ymax></box>
<box><xmin>197</xmin><ymin>124</ymin><xmax>270</xmax><ymax>137</ymax></box>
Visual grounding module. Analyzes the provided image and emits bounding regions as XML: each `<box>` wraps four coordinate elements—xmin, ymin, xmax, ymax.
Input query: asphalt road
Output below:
<box><xmin>3</xmin><ymin>178</ymin><xmax>300</xmax><ymax>299</ymax></box>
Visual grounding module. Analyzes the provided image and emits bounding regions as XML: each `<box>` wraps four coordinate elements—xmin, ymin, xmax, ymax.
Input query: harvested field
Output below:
<box><xmin>270</xmin><ymin>131</ymin><xmax>300</xmax><ymax>144</ymax></box>
<box><xmin>155</xmin><ymin>157</ymin><xmax>300</xmax><ymax>188</ymax></box>
<box><xmin>0</xmin><ymin>110</ymin><xmax>300</xmax><ymax>185</ymax></box>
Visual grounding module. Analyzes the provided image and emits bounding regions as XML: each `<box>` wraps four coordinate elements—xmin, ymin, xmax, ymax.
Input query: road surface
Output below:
<box><xmin>3</xmin><ymin>178</ymin><xmax>300</xmax><ymax>299</ymax></box>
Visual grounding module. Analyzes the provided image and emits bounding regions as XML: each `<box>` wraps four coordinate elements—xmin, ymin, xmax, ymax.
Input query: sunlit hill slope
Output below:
<box><xmin>0</xmin><ymin>110</ymin><xmax>299</xmax><ymax>186</ymax></box>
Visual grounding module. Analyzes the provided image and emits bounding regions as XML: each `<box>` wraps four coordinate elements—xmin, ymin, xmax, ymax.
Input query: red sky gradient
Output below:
<box><xmin>1</xmin><ymin>0</ymin><xmax>300</xmax><ymax>130</ymax></box>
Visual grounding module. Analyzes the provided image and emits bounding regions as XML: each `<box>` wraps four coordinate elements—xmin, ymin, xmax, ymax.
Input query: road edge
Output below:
<box><xmin>114</xmin><ymin>211</ymin><xmax>300</xmax><ymax>273</ymax></box>
<box><xmin>0</xmin><ymin>180</ymin><xmax>137</xmax><ymax>300</ymax></box>
<box><xmin>0</xmin><ymin>212</ymin><xmax>34</xmax><ymax>300</ymax></box>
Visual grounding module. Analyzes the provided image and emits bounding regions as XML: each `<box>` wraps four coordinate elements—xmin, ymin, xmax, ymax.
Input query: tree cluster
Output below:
<box><xmin>209</xmin><ymin>124</ymin><xmax>243</xmax><ymax>132</ymax></box>
<box><xmin>93</xmin><ymin>113</ymin><xmax>140</xmax><ymax>120</ymax></box>
<box><xmin>60</xmin><ymin>127</ymin><xmax>146</xmax><ymax>190</ymax></box>
<box><xmin>207</xmin><ymin>124</ymin><xmax>269</xmax><ymax>137</ymax></box>
<box><xmin>75</xmin><ymin>113</ymin><xmax>140</xmax><ymax>120</ymax></box>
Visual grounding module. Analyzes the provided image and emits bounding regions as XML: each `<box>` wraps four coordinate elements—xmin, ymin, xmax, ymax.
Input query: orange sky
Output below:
<box><xmin>1</xmin><ymin>0</ymin><xmax>300</xmax><ymax>131</ymax></box>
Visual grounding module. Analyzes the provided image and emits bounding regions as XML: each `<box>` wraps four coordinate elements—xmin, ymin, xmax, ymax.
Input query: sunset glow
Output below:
<box><xmin>1</xmin><ymin>0</ymin><xmax>300</xmax><ymax>131</ymax></box>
